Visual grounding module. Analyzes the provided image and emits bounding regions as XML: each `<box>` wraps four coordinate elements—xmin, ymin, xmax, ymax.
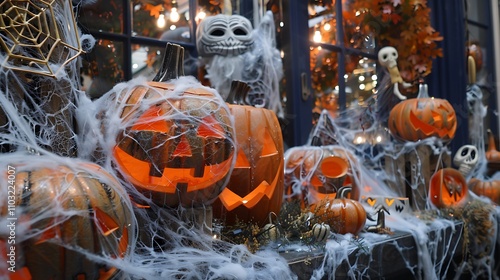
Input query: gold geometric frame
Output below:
<box><xmin>0</xmin><ymin>0</ymin><xmax>83</xmax><ymax>77</ymax></box>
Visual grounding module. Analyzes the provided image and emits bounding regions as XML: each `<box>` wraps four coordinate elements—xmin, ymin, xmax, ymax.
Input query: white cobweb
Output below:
<box><xmin>0</xmin><ymin>2</ymin><xmax>294</xmax><ymax>279</ymax></box>
<box><xmin>284</xmin><ymin>74</ymin><xmax>500</xmax><ymax>279</ymax></box>
<box><xmin>0</xmin><ymin>1</ymin><xmax>499</xmax><ymax>279</ymax></box>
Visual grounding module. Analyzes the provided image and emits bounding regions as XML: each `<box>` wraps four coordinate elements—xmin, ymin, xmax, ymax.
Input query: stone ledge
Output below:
<box><xmin>282</xmin><ymin>221</ymin><xmax>465</xmax><ymax>279</ymax></box>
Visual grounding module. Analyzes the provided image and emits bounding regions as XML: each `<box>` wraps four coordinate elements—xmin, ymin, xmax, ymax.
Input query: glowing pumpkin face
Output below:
<box><xmin>212</xmin><ymin>90</ymin><xmax>284</xmax><ymax>225</ymax></box>
<box><xmin>388</xmin><ymin>97</ymin><xmax>457</xmax><ymax>142</ymax></box>
<box><xmin>0</xmin><ymin>161</ymin><xmax>133</xmax><ymax>279</ymax></box>
<box><xmin>111</xmin><ymin>43</ymin><xmax>235</xmax><ymax>208</ymax></box>
<box><xmin>113</xmin><ymin>82</ymin><xmax>236</xmax><ymax>208</ymax></box>
<box><xmin>284</xmin><ymin>145</ymin><xmax>359</xmax><ymax>208</ymax></box>
<box><xmin>429</xmin><ymin>168</ymin><xmax>469</xmax><ymax>208</ymax></box>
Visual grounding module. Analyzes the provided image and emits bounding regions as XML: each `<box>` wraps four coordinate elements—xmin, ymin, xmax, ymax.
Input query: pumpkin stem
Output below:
<box><xmin>416</xmin><ymin>83</ymin><xmax>429</xmax><ymax>99</ymax></box>
<box><xmin>337</xmin><ymin>186</ymin><xmax>352</xmax><ymax>199</ymax></box>
<box><xmin>487</xmin><ymin>129</ymin><xmax>497</xmax><ymax>153</ymax></box>
<box><xmin>153</xmin><ymin>43</ymin><xmax>185</xmax><ymax>82</ymax></box>
<box><xmin>227</xmin><ymin>80</ymin><xmax>251</xmax><ymax>105</ymax></box>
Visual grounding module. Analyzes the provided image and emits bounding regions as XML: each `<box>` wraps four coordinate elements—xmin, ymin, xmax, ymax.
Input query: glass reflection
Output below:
<box><xmin>132</xmin><ymin>1</ymin><xmax>190</xmax><ymax>39</ymax></box>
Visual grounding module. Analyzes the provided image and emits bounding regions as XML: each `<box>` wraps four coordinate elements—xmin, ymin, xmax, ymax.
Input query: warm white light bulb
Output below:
<box><xmin>355</xmin><ymin>136</ymin><xmax>365</xmax><ymax>144</ymax></box>
<box><xmin>196</xmin><ymin>10</ymin><xmax>206</xmax><ymax>22</ymax></box>
<box><xmin>157</xmin><ymin>14</ymin><xmax>166</xmax><ymax>28</ymax></box>
<box><xmin>324</xmin><ymin>23</ymin><xmax>331</xmax><ymax>31</ymax></box>
<box><xmin>170</xmin><ymin>8</ymin><xmax>180</xmax><ymax>22</ymax></box>
<box><xmin>313</xmin><ymin>30</ymin><xmax>322</xmax><ymax>43</ymax></box>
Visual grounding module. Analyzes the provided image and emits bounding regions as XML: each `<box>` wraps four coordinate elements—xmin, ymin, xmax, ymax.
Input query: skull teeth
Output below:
<box><xmin>458</xmin><ymin>164</ymin><xmax>472</xmax><ymax>177</ymax></box>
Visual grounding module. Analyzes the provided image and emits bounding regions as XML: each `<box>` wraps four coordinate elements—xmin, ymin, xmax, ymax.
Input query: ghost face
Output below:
<box><xmin>196</xmin><ymin>14</ymin><xmax>254</xmax><ymax>57</ymax></box>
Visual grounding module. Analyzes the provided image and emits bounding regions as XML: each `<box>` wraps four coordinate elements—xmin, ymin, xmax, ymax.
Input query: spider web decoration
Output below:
<box><xmin>0</xmin><ymin>0</ymin><xmax>83</xmax><ymax>77</ymax></box>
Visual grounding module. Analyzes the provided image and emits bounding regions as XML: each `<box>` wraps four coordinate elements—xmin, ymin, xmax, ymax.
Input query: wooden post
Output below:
<box><xmin>384</xmin><ymin>143</ymin><xmax>452</xmax><ymax>211</ymax></box>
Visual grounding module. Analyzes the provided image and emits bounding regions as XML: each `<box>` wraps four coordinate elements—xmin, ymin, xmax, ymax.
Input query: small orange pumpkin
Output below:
<box><xmin>1</xmin><ymin>159</ymin><xmax>133</xmax><ymax>279</ymax></box>
<box><xmin>388</xmin><ymin>85</ymin><xmax>457</xmax><ymax>142</ymax></box>
<box><xmin>468</xmin><ymin>178</ymin><xmax>500</xmax><ymax>205</ymax></box>
<box><xmin>212</xmin><ymin>81</ymin><xmax>284</xmax><ymax>226</ymax></box>
<box><xmin>310</xmin><ymin>187</ymin><xmax>366</xmax><ymax>235</ymax></box>
<box><xmin>284</xmin><ymin>145</ymin><xmax>360</xmax><ymax>208</ymax></box>
<box><xmin>429</xmin><ymin>168</ymin><xmax>469</xmax><ymax>208</ymax></box>
<box><xmin>112</xmin><ymin>43</ymin><xmax>236</xmax><ymax>207</ymax></box>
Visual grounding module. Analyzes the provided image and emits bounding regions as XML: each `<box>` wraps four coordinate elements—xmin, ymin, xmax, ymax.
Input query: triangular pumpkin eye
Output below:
<box><xmin>94</xmin><ymin>207</ymin><xmax>120</xmax><ymax>236</ymax></box>
<box><xmin>235</xmin><ymin>149</ymin><xmax>250</xmax><ymax>168</ymax></box>
<box><xmin>261</xmin><ymin>129</ymin><xmax>278</xmax><ymax>157</ymax></box>
<box><xmin>198</xmin><ymin>115</ymin><xmax>225</xmax><ymax>139</ymax></box>
<box><xmin>173</xmin><ymin>134</ymin><xmax>192</xmax><ymax>157</ymax></box>
<box><xmin>132</xmin><ymin>105</ymin><xmax>169</xmax><ymax>132</ymax></box>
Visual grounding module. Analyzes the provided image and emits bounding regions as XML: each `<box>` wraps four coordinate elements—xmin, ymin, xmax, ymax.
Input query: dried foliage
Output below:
<box><xmin>344</xmin><ymin>0</ymin><xmax>443</xmax><ymax>83</ymax></box>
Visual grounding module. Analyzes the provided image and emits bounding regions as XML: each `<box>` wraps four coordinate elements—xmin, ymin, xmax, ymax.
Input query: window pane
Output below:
<box><xmin>78</xmin><ymin>1</ymin><xmax>123</xmax><ymax>34</ymax></box>
<box><xmin>131</xmin><ymin>44</ymin><xmax>199</xmax><ymax>80</ymax></box>
<box><xmin>132</xmin><ymin>1</ymin><xmax>191</xmax><ymax>40</ymax></box>
<box><xmin>309</xmin><ymin>2</ymin><xmax>337</xmax><ymax>46</ymax></box>
<box><xmin>465</xmin><ymin>0</ymin><xmax>490</xmax><ymax>24</ymax></box>
<box><xmin>81</xmin><ymin>40</ymin><xmax>125</xmax><ymax>98</ymax></box>
<box><xmin>311</xmin><ymin>47</ymin><xmax>338</xmax><ymax>124</ymax></box>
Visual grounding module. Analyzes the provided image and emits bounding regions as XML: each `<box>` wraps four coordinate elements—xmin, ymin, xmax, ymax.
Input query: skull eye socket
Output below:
<box><xmin>382</xmin><ymin>54</ymin><xmax>388</xmax><ymax>60</ymax></box>
<box><xmin>210</xmin><ymin>29</ymin><xmax>225</xmax><ymax>37</ymax></box>
<box><xmin>471</xmin><ymin>150</ymin><xmax>476</xmax><ymax>159</ymax></box>
<box><xmin>461</xmin><ymin>148</ymin><xmax>469</xmax><ymax>156</ymax></box>
<box><xmin>392</xmin><ymin>52</ymin><xmax>397</xmax><ymax>57</ymax></box>
<box><xmin>233</xmin><ymin>28</ymin><xmax>247</xmax><ymax>36</ymax></box>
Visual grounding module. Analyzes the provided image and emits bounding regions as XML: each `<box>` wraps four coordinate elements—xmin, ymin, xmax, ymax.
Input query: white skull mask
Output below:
<box><xmin>453</xmin><ymin>145</ymin><xmax>479</xmax><ymax>177</ymax></box>
<box><xmin>196</xmin><ymin>14</ymin><xmax>254</xmax><ymax>57</ymax></box>
<box><xmin>378</xmin><ymin>46</ymin><xmax>398</xmax><ymax>68</ymax></box>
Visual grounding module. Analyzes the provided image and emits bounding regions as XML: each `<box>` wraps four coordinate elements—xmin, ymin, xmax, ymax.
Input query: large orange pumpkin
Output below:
<box><xmin>112</xmin><ymin>43</ymin><xmax>236</xmax><ymax>207</ymax></box>
<box><xmin>310</xmin><ymin>188</ymin><xmax>366</xmax><ymax>235</ymax></box>
<box><xmin>212</xmin><ymin>81</ymin><xmax>284</xmax><ymax>226</ymax></box>
<box><xmin>0</xmin><ymin>159</ymin><xmax>133</xmax><ymax>280</ymax></box>
<box><xmin>469</xmin><ymin>178</ymin><xmax>500</xmax><ymax>205</ymax></box>
<box><xmin>284</xmin><ymin>145</ymin><xmax>360</xmax><ymax>208</ymax></box>
<box><xmin>429</xmin><ymin>168</ymin><xmax>469</xmax><ymax>208</ymax></box>
<box><xmin>388</xmin><ymin>85</ymin><xmax>457</xmax><ymax>142</ymax></box>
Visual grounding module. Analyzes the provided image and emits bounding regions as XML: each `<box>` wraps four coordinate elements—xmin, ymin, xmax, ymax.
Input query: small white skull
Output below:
<box><xmin>378</xmin><ymin>46</ymin><xmax>399</xmax><ymax>68</ymax></box>
<box><xmin>453</xmin><ymin>145</ymin><xmax>479</xmax><ymax>177</ymax></box>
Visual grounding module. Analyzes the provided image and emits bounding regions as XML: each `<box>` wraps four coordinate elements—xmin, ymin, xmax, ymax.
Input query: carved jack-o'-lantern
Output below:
<box><xmin>112</xmin><ymin>44</ymin><xmax>236</xmax><ymax>207</ymax></box>
<box><xmin>388</xmin><ymin>85</ymin><xmax>457</xmax><ymax>142</ymax></box>
<box><xmin>0</xmin><ymin>159</ymin><xmax>133</xmax><ymax>279</ymax></box>
<box><xmin>284</xmin><ymin>145</ymin><xmax>359</xmax><ymax>208</ymax></box>
<box><xmin>213</xmin><ymin>81</ymin><xmax>284</xmax><ymax>225</ymax></box>
<box><xmin>429</xmin><ymin>168</ymin><xmax>469</xmax><ymax>208</ymax></box>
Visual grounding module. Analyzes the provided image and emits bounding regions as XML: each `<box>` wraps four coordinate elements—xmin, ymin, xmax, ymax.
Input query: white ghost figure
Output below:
<box><xmin>196</xmin><ymin>11</ymin><xmax>284</xmax><ymax>118</ymax></box>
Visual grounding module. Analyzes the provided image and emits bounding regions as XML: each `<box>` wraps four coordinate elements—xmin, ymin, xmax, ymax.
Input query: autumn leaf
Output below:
<box><xmin>143</xmin><ymin>3</ymin><xmax>163</xmax><ymax>18</ymax></box>
<box><xmin>391</xmin><ymin>13</ymin><xmax>402</xmax><ymax>24</ymax></box>
<box><xmin>401</xmin><ymin>30</ymin><xmax>414</xmax><ymax>41</ymax></box>
<box><xmin>411</xmin><ymin>0</ymin><xmax>427</xmax><ymax>6</ymax></box>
